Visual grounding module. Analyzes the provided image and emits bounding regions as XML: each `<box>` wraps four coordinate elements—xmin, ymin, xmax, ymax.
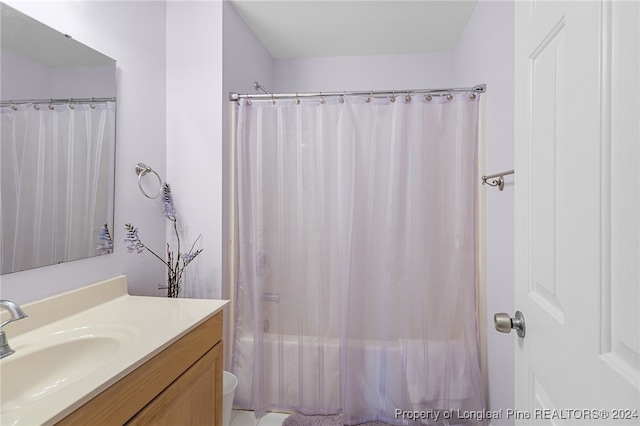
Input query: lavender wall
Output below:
<box><xmin>452</xmin><ymin>1</ymin><xmax>515</xmax><ymax>423</ymax></box>
<box><xmin>273</xmin><ymin>52</ymin><xmax>453</xmax><ymax>93</ymax></box>
<box><xmin>222</xmin><ymin>1</ymin><xmax>275</xmax><ymax>299</ymax></box>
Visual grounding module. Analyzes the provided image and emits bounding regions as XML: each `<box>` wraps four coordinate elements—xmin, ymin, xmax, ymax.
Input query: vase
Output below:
<box><xmin>161</xmin><ymin>270</ymin><xmax>182</xmax><ymax>298</ymax></box>
<box><xmin>166</xmin><ymin>278</ymin><xmax>181</xmax><ymax>298</ymax></box>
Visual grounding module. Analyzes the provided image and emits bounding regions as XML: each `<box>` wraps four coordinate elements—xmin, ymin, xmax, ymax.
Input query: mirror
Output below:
<box><xmin>0</xmin><ymin>2</ymin><xmax>117</xmax><ymax>274</ymax></box>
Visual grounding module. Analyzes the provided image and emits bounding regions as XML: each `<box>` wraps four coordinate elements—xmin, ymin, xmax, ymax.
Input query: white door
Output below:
<box><xmin>514</xmin><ymin>1</ymin><xmax>639</xmax><ymax>424</ymax></box>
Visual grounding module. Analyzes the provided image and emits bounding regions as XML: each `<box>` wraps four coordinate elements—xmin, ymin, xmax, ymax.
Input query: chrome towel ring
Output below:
<box><xmin>135</xmin><ymin>163</ymin><xmax>162</xmax><ymax>199</ymax></box>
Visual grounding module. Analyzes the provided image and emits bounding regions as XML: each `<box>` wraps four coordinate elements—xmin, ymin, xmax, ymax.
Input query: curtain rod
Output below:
<box><xmin>0</xmin><ymin>97</ymin><xmax>116</xmax><ymax>107</ymax></box>
<box><xmin>229</xmin><ymin>84</ymin><xmax>486</xmax><ymax>102</ymax></box>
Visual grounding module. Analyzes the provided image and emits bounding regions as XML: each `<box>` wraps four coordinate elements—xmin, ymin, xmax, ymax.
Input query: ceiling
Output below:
<box><xmin>229</xmin><ymin>0</ymin><xmax>478</xmax><ymax>59</ymax></box>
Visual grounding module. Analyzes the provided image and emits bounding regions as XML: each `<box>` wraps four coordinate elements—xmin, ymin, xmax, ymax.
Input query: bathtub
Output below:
<box><xmin>232</xmin><ymin>333</ymin><xmax>473</xmax><ymax>419</ymax></box>
<box><xmin>234</xmin><ymin>333</ymin><xmax>343</xmax><ymax>413</ymax></box>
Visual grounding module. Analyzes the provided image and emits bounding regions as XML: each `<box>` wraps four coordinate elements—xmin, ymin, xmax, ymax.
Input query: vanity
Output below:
<box><xmin>0</xmin><ymin>276</ymin><xmax>229</xmax><ymax>425</ymax></box>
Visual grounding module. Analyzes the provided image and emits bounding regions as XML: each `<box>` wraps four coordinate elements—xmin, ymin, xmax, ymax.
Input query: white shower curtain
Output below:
<box><xmin>1</xmin><ymin>101</ymin><xmax>116</xmax><ymax>273</ymax></box>
<box><xmin>232</xmin><ymin>93</ymin><xmax>485</xmax><ymax>425</ymax></box>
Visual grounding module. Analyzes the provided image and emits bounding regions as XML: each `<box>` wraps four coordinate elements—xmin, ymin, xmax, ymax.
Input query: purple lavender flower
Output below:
<box><xmin>162</xmin><ymin>183</ymin><xmax>177</xmax><ymax>221</ymax></box>
<box><xmin>96</xmin><ymin>223</ymin><xmax>113</xmax><ymax>254</ymax></box>
<box><xmin>182</xmin><ymin>249</ymin><xmax>203</xmax><ymax>266</ymax></box>
<box><xmin>124</xmin><ymin>223</ymin><xmax>145</xmax><ymax>253</ymax></box>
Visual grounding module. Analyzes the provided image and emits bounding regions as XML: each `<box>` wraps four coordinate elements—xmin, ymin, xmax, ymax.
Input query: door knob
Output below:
<box><xmin>494</xmin><ymin>311</ymin><xmax>526</xmax><ymax>338</ymax></box>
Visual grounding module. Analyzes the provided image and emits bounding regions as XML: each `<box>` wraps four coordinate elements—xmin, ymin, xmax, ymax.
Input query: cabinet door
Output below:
<box><xmin>128</xmin><ymin>342</ymin><xmax>223</xmax><ymax>426</ymax></box>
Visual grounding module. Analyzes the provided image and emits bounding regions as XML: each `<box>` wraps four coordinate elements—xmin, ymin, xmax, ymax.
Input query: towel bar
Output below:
<box><xmin>481</xmin><ymin>169</ymin><xmax>514</xmax><ymax>191</ymax></box>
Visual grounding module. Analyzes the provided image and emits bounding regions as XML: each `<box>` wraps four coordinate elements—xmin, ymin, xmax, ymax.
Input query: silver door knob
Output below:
<box><xmin>494</xmin><ymin>311</ymin><xmax>526</xmax><ymax>338</ymax></box>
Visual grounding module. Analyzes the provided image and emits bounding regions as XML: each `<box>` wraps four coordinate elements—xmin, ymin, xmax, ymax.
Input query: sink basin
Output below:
<box><xmin>0</xmin><ymin>325</ymin><xmax>136</xmax><ymax>413</ymax></box>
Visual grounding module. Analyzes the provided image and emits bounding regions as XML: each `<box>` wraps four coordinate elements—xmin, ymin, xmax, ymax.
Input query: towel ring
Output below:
<box><xmin>135</xmin><ymin>163</ymin><xmax>162</xmax><ymax>199</ymax></box>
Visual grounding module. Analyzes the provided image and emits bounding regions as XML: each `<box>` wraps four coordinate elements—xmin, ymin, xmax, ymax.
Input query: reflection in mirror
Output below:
<box><xmin>0</xmin><ymin>2</ymin><xmax>117</xmax><ymax>274</ymax></box>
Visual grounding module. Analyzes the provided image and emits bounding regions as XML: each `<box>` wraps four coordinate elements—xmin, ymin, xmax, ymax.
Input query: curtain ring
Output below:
<box><xmin>390</xmin><ymin>91</ymin><xmax>396</xmax><ymax>103</ymax></box>
<box><xmin>366</xmin><ymin>91</ymin><xmax>372</xmax><ymax>103</ymax></box>
<box><xmin>296</xmin><ymin>93</ymin><xmax>300</xmax><ymax>105</ymax></box>
<box><xmin>33</xmin><ymin>104</ymin><xmax>40</xmax><ymax>110</ymax></box>
<box><xmin>135</xmin><ymin>162</ymin><xmax>163</xmax><ymax>199</ymax></box>
<box><xmin>271</xmin><ymin>94</ymin><xmax>276</xmax><ymax>105</ymax></box>
<box><xmin>469</xmin><ymin>92</ymin><xmax>477</xmax><ymax>100</ymax></box>
<box><xmin>405</xmin><ymin>90</ymin><xmax>412</xmax><ymax>102</ymax></box>
<box><xmin>446</xmin><ymin>89</ymin><xmax>453</xmax><ymax>101</ymax></box>
<box><xmin>425</xmin><ymin>93</ymin><xmax>433</xmax><ymax>102</ymax></box>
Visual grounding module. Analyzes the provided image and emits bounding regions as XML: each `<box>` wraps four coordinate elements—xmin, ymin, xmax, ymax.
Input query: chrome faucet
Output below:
<box><xmin>0</xmin><ymin>300</ymin><xmax>28</xmax><ymax>359</ymax></box>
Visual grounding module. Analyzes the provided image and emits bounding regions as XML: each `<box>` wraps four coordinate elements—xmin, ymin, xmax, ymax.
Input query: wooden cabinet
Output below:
<box><xmin>127</xmin><ymin>343</ymin><xmax>223</xmax><ymax>425</ymax></box>
<box><xmin>57</xmin><ymin>311</ymin><xmax>223</xmax><ymax>426</ymax></box>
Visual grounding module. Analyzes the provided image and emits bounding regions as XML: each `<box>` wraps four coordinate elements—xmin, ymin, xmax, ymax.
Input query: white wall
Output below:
<box><xmin>452</xmin><ymin>1</ymin><xmax>515</xmax><ymax>423</ymax></box>
<box><xmin>223</xmin><ymin>1</ymin><xmax>275</xmax><ymax>99</ymax></box>
<box><xmin>1</xmin><ymin>1</ymin><xmax>167</xmax><ymax>303</ymax></box>
<box><xmin>166</xmin><ymin>1</ymin><xmax>224</xmax><ymax>299</ymax></box>
<box><xmin>274</xmin><ymin>52</ymin><xmax>453</xmax><ymax>93</ymax></box>
<box><xmin>158</xmin><ymin>0</ymin><xmax>276</xmax><ymax>302</ymax></box>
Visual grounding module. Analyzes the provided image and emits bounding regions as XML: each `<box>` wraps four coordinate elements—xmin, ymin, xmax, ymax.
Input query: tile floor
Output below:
<box><xmin>230</xmin><ymin>410</ymin><xmax>291</xmax><ymax>426</ymax></box>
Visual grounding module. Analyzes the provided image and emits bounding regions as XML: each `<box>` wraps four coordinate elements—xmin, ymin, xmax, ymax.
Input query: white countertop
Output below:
<box><xmin>0</xmin><ymin>275</ymin><xmax>229</xmax><ymax>425</ymax></box>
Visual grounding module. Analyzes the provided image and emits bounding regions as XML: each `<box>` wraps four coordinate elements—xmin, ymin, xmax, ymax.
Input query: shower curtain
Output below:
<box><xmin>0</xmin><ymin>101</ymin><xmax>115</xmax><ymax>273</ymax></box>
<box><xmin>232</xmin><ymin>92</ymin><xmax>485</xmax><ymax>425</ymax></box>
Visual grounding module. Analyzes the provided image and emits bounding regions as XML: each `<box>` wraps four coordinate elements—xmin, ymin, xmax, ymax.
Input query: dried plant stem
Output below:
<box><xmin>126</xmin><ymin>184</ymin><xmax>203</xmax><ymax>298</ymax></box>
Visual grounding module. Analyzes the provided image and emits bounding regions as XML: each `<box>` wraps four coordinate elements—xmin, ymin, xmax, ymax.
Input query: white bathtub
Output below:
<box><xmin>234</xmin><ymin>333</ymin><xmax>341</xmax><ymax>413</ymax></box>
<box><xmin>232</xmin><ymin>333</ymin><xmax>472</xmax><ymax>418</ymax></box>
